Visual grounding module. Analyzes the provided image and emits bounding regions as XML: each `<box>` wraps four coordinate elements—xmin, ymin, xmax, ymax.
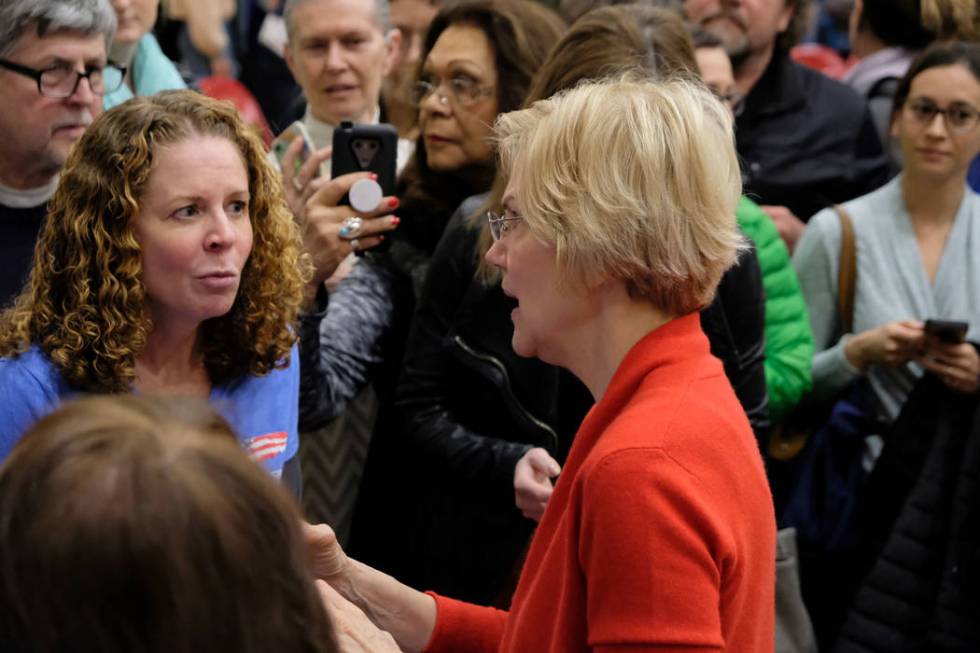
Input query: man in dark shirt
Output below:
<box><xmin>0</xmin><ymin>0</ymin><xmax>116</xmax><ymax>307</ymax></box>
<box><xmin>685</xmin><ymin>0</ymin><xmax>889</xmax><ymax>250</ymax></box>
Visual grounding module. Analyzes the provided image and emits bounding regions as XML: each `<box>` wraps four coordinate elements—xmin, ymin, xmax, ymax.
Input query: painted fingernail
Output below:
<box><xmin>390</xmin><ymin>216</ymin><xmax>400</xmax><ymax>226</ymax></box>
<box><xmin>387</xmin><ymin>197</ymin><xmax>400</xmax><ymax>208</ymax></box>
<box><xmin>370</xmin><ymin>173</ymin><xmax>378</xmax><ymax>180</ymax></box>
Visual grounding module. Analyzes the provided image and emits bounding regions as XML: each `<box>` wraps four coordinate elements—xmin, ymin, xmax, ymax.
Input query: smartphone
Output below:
<box><xmin>331</xmin><ymin>121</ymin><xmax>398</xmax><ymax>195</ymax></box>
<box><xmin>924</xmin><ymin>319</ymin><xmax>969</xmax><ymax>344</ymax></box>
<box><xmin>271</xmin><ymin>123</ymin><xmax>318</xmax><ymax>178</ymax></box>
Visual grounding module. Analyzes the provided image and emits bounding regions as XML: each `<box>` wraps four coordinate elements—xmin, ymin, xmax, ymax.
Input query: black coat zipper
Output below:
<box><xmin>451</xmin><ymin>334</ymin><xmax>559</xmax><ymax>452</ymax></box>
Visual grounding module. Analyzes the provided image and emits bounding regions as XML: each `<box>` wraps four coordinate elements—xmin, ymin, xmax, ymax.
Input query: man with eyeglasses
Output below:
<box><xmin>0</xmin><ymin>0</ymin><xmax>117</xmax><ymax>307</ymax></box>
<box><xmin>685</xmin><ymin>0</ymin><xmax>889</xmax><ymax>252</ymax></box>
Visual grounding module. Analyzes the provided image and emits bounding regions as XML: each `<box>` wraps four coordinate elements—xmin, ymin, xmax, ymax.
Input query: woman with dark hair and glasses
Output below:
<box><xmin>795</xmin><ymin>40</ymin><xmax>980</xmax><ymax>437</ymax></box>
<box><xmin>793</xmin><ymin>41</ymin><xmax>980</xmax><ymax>648</ymax></box>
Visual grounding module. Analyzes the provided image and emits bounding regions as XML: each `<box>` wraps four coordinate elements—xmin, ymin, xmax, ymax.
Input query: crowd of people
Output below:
<box><xmin>0</xmin><ymin>0</ymin><xmax>979</xmax><ymax>651</ymax></box>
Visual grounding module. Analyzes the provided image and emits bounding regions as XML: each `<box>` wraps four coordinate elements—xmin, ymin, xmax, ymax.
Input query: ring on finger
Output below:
<box><xmin>349</xmin><ymin>237</ymin><xmax>361</xmax><ymax>252</ymax></box>
<box><xmin>291</xmin><ymin>177</ymin><xmax>304</xmax><ymax>193</ymax></box>
<box><xmin>340</xmin><ymin>216</ymin><xmax>364</xmax><ymax>239</ymax></box>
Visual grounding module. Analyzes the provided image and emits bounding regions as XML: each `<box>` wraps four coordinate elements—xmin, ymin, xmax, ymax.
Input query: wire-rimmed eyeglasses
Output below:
<box><xmin>487</xmin><ymin>211</ymin><xmax>523</xmax><ymax>241</ymax></box>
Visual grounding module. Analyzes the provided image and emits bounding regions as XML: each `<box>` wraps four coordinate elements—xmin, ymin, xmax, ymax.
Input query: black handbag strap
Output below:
<box><xmin>835</xmin><ymin>205</ymin><xmax>857</xmax><ymax>335</ymax></box>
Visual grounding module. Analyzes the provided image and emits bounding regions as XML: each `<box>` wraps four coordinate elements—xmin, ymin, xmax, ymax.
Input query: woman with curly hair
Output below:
<box><xmin>0</xmin><ymin>90</ymin><xmax>311</xmax><ymax>491</ymax></box>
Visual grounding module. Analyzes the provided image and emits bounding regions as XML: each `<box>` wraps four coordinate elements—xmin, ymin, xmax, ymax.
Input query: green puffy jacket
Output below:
<box><xmin>736</xmin><ymin>197</ymin><xmax>814</xmax><ymax>421</ymax></box>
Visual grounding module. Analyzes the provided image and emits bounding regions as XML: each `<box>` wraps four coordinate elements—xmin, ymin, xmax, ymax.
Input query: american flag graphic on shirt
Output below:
<box><xmin>246</xmin><ymin>432</ymin><xmax>289</xmax><ymax>462</ymax></box>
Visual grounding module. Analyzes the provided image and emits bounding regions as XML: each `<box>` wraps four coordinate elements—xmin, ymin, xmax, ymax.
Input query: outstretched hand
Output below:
<box><xmin>317</xmin><ymin>581</ymin><xmax>403</xmax><ymax>653</ymax></box>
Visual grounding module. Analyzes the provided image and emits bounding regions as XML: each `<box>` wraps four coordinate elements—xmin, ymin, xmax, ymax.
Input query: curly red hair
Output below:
<box><xmin>0</xmin><ymin>90</ymin><xmax>310</xmax><ymax>392</ymax></box>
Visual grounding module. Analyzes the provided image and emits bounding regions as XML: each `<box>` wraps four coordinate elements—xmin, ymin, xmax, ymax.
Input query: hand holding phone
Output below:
<box><xmin>332</xmin><ymin>121</ymin><xmax>399</xmax><ymax>253</ymax></box>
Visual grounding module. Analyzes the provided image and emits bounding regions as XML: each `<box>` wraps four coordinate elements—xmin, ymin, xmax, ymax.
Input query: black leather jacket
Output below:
<box><xmin>703</xmin><ymin>236</ymin><xmax>771</xmax><ymax>446</ymax></box>
<box><xmin>387</xmin><ymin>197</ymin><xmax>592</xmax><ymax>605</ymax></box>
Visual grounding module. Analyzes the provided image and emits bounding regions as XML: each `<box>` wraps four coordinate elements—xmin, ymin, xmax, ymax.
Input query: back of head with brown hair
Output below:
<box><xmin>0</xmin><ymin>395</ymin><xmax>335</xmax><ymax>653</ymax></box>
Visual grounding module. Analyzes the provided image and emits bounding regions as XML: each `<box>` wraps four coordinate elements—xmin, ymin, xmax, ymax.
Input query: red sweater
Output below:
<box><xmin>423</xmin><ymin>314</ymin><xmax>776</xmax><ymax>652</ymax></box>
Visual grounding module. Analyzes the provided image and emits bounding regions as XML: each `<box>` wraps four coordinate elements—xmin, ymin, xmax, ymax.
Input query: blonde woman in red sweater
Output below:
<box><xmin>308</xmin><ymin>77</ymin><xmax>776</xmax><ymax>653</ymax></box>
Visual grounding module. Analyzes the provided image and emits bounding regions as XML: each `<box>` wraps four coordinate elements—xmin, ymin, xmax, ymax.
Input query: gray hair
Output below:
<box><xmin>0</xmin><ymin>0</ymin><xmax>117</xmax><ymax>58</ymax></box>
<box><xmin>284</xmin><ymin>0</ymin><xmax>392</xmax><ymax>42</ymax></box>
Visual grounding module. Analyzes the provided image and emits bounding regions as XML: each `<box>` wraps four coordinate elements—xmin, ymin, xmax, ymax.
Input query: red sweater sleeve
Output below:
<box><xmin>579</xmin><ymin>449</ymin><xmax>730</xmax><ymax>650</ymax></box>
<box><xmin>422</xmin><ymin>592</ymin><xmax>509</xmax><ymax>653</ymax></box>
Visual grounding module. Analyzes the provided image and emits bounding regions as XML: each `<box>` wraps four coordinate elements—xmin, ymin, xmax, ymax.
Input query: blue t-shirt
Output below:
<box><xmin>0</xmin><ymin>345</ymin><xmax>300</xmax><ymax>480</ymax></box>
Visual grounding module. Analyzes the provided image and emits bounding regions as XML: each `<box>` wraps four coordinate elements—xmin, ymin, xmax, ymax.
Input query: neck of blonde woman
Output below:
<box><xmin>560</xmin><ymin>283</ymin><xmax>674</xmax><ymax>402</ymax></box>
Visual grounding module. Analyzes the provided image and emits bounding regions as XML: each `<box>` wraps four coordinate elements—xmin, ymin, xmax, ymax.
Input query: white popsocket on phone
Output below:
<box><xmin>349</xmin><ymin>178</ymin><xmax>384</xmax><ymax>214</ymax></box>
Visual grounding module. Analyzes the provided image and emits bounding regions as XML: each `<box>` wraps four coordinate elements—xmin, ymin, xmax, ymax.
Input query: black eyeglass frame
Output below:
<box><xmin>0</xmin><ymin>58</ymin><xmax>126</xmax><ymax>98</ymax></box>
<box><xmin>904</xmin><ymin>97</ymin><xmax>980</xmax><ymax>134</ymax></box>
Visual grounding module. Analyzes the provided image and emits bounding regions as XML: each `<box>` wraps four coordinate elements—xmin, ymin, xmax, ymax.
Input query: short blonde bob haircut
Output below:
<box><xmin>494</xmin><ymin>77</ymin><xmax>743</xmax><ymax>316</ymax></box>
<box><xmin>0</xmin><ymin>90</ymin><xmax>310</xmax><ymax>392</ymax></box>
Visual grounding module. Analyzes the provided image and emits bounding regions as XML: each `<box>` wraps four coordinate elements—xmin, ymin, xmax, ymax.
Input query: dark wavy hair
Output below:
<box><xmin>0</xmin><ymin>394</ymin><xmax>336</xmax><ymax>653</ymax></box>
<box><xmin>891</xmin><ymin>40</ymin><xmax>980</xmax><ymax>118</ymax></box>
<box><xmin>393</xmin><ymin>0</ymin><xmax>567</xmax><ymax>256</ymax></box>
<box><xmin>0</xmin><ymin>90</ymin><xmax>311</xmax><ymax>392</ymax></box>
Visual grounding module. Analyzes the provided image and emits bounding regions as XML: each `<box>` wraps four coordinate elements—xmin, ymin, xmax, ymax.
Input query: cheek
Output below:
<box><xmin>136</xmin><ymin>1</ymin><xmax>158</xmax><ymax>27</ymax></box>
<box><xmin>238</xmin><ymin>223</ymin><xmax>255</xmax><ymax>262</ymax></box>
<box><xmin>460</xmin><ymin>112</ymin><xmax>495</xmax><ymax>159</ymax></box>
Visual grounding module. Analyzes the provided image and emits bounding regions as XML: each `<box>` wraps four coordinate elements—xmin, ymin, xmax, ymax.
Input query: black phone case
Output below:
<box><xmin>331</xmin><ymin>121</ymin><xmax>398</xmax><ymax>195</ymax></box>
<box><xmin>924</xmin><ymin>319</ymin><xmax>969</xmax><ymax>344</ymax></box>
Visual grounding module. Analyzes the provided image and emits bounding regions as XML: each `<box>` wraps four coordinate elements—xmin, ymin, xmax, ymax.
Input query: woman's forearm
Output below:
<box><xmin>336</xmin><ymin>558</ymin><xmax>437</xmax><ymax>653</ymax></box>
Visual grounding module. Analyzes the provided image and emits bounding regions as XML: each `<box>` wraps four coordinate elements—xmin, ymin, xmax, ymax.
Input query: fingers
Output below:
<box><xmin>308</xmin><ymin>171</ymin><xmax>379</xmax><ymax>209</ymax></box>
<box><xmin>525</xmin><ymin>448</ymin><xmax>561</xmax><ymax>477</ymax></box>
<box><xmin>303</xmin><ymin>521</ymin><xmax>347</xmax><ymax>581</ymax></box>
<box><xmin>516</xmin><ymin>491</ymin><xmax>549</xmax><ymax>521</ymax></box>
<box><xmin>889</xmin><ymin>320</ymin><xmax>925</xmax><ymax>343</ymax></box>
<box><xmin>347</xmin><ymin>215</ymin><xmax>401</xmax><ymax>239</ymax></box>
<box><xmin>920</xmin><ymin>350</ymin><xmax>979</xmax><ymax>383</ymax></box>
<box><xmin>299</xmin><ymin>146</ymin><xmax>333</xmax><ymax>187</ymax></box>
<box><xmin>339</xmin><ymin>215</ymin><xmax>400</xmax><ymax>255</ymax></box>
<box><xmin>283</xmin><ymin>141</ymin><xmax>330</xmax><ymax>189</ymax></box>
<box><xmin>514</xmin><ymin>448</ymin><xmax>558</xmax><ymax>523</ymax></box>
<box><xmin>317</xmin><ymin>581</ymin><xmax>402</xmax><ymax>653</ymax></box>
